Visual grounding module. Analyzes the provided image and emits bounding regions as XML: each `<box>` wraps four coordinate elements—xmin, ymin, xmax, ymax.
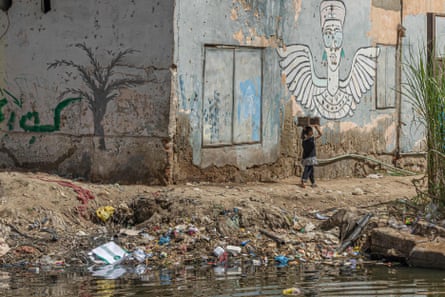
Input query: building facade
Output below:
<box><xmin>0</xmin><ymin>0</ymin><xmax>439</xmax><ymax>183</ymax></box>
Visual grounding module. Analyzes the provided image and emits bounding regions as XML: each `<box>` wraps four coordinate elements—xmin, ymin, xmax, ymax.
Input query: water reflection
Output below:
<box><xmin>0</xmin><ymin>264</ymin><xmax>443</xmax><ymax>297</ymax></box>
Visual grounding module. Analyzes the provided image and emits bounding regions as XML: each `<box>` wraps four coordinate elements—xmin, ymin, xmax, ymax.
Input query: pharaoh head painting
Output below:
<box><xmin>320</xmin><ymin>0</ymin><xmax>345</xmax><ymax>71</ymax></box>
<box><xmin>277</xmin><ymin>0</ymin><xmax>380</xmax><ymax>120</ymax></box>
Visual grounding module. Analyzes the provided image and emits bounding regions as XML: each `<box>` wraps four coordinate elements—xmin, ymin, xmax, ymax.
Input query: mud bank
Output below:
<box><xmin>0</xmin><ymin>171</ymin><xmax>442</xmax><ymax>272</ymax></box>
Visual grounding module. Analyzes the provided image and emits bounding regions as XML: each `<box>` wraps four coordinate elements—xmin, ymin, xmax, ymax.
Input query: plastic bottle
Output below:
<box><xmin>240</xmin><ymin>240</ymin><xmax>251</xmax><ymax>246</ymax></box>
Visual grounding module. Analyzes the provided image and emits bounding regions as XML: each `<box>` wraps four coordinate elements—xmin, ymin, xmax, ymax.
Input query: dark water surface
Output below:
<box><xmin>0</xmin><ymin>264</ymin><xmax>444</xmax><ymax>297</ymax></box>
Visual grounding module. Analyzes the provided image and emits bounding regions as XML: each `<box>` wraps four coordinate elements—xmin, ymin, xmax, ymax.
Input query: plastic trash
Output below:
<box><xmin>366</xmin><ymin>174</ymin><xmax>382</xmax><ymax>179</ymax></box>
<box><xmin>304</xmin><ymin>222</ymin><xmax>316</xmax><ymax>232</ymax></box>
<box><xmin>213</xmin><ymin>246</ymin><xmax>228</xmax><ymax>264</ymax></box>
<box><xmin>188</xmin><ymin>226</ymin><xmax>199</xmax><ymax>235</ymax></box>
<box><xmin>213</xmin><ymin>246</ymin><xmax>225</xmax><ymax>257</ymax></box>
<box><xmin>274</xmin><ymin>255</ymin><xmax>289</xmax><ymax>266</ymax></box>
<box><xmin>240</xmin><ymin>240</ymin><xmax>251</xmax><ymax>246</ymax></box>
<box><xmin>315</xmin><ymin>213</ymin><xmax>329</xmax><ymax>220</ymax></box>
<box><xmin>158</xmin><ymin>235</ymin><xmax>170</xmax><ymax>245</ymax></box>
<box><xmin>226</xmin><ymin>245</ymin><xmax>242</xmax><ymax>255</ymax></box>
<box><xmin>245</xmin><ymin>244</ymin><xmax>256</xmax><ymax>257</ymax></box>
<box><xmin>282</xmin><ymin>287</ymin><xmax>301</xmax><ymax>295</ymax></box>
<box><xmin>132</xmin><ymin>248</ymin><xmax>146</xmax><ymax>263</ymax></box>
<box><xmin>349</xmin><ymin>258</ymin><xmax>357</xmax><ymax>269</ymax></box>
<box><xmin>214</xmin><ymin>266</ymin><xmax>225</xmax><ymax>275</ymax></box>
<box><xmin>135</xmin><ymin>264</ymin><xmax>146</xmax><ymax>275</ymax></box>
<box><xmin>91</xmin><ymin>241</ymin><xmax>128</xmax><ymax>265</ymax></box>
<box><xmin>90</xmin><ymin>265</ymin><xmax>127</xmax><ymax>279</ymax></box>
<box><xmin>96</xmin><ymin>206</ymin><xmax>115</xmax><ymax>222</ymax></box>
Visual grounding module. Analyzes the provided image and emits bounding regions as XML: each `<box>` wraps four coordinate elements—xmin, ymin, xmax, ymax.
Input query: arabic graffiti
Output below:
<box><xmin>19</xmin><ymin>97</ymin><xmax>81</xmax><ymax>132</ymax></box>
<box><xmin>0</xmin><ymin>88</ymin><xmax>81</xmax><ymax>133</ymax></box>
<box><xmin>0</xmin><ymin>98</ymin><xmax>6</xmax><ymax>123</ymax></box>
<box><xmin>277</xmin><ymin>0</ymin><xmax>380</xmax><ymax>120</ymax></box>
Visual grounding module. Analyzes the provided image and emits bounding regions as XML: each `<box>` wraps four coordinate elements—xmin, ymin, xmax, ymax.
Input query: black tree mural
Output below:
<box><xmin>48</xmin><ymin>43</ymin><xmax>146</xmax><ymax>150</ymax></box>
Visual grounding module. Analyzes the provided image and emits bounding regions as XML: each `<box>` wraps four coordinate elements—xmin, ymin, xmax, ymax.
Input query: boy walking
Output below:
<box><xmin>300</xmin><ymin>125</ymin><xmax>322</xmax><ymax>188</ymax></box>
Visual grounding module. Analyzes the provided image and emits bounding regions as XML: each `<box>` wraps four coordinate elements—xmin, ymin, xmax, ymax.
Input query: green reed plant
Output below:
<box><xmin>401</xmin><ymin>48</ymin><xmax>445</xmax><ymax>206</ymax></box>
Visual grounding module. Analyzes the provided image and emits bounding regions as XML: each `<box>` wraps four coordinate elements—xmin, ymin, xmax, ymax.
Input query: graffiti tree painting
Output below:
<box><xmin>277</xmin><ymin>0</ymin><xmax>380</xmax><ymax>120</ymax></box>
<box><xmin>48</xmin><ymin>43</ymin><xmax>146</xmax><ymax>150</ymax></box>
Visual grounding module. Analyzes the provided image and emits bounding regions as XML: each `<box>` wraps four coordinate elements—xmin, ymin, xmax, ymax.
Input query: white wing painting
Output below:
<box><xmin>277</xmin><ymin>45</ymin><xmax>380</xmax><ymax>120</ymax></box>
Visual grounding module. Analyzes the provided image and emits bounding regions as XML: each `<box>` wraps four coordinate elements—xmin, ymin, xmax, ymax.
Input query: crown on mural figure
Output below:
<box><xmin>320</xmin><ymin>0</ymin><xmax>346</xmax><ymax>27</ymax></box>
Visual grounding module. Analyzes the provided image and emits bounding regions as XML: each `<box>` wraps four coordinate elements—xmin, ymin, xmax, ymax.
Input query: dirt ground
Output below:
<box><xmin>0</xmin><ymin>171</ymin><xmax>422</xmax><ymax>268</ymax></box>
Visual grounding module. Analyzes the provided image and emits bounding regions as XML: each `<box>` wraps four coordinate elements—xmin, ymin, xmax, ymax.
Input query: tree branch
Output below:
<box><xmin>58</xmin><ymin>88</ymin><xmax>93</xmax><ymax>109</ymax></box>
<box><xmin>48</xmin><ymin>60</ymin><xmax>99</xmax><ymax>94</ymax></box>
<box><xmin>75</xmin><ymin>43</ymin><xmax>104</xmax><ymax>87</ymax></box>
<box><xmin>105</xmin><ymin>77</ymin><xmax>146</xmax><ymax>94</ymax></box>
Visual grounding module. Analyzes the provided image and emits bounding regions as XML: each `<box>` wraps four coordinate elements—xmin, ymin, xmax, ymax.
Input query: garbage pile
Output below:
<box><xmin>82</xmin><ymin>193</ymin><xmax>377</xmax><ymax>279</ymax></box>
<box><xmin>1</xmin><ymin>186</ymin><xmax>443</xmax><ymax>279</ymax></box>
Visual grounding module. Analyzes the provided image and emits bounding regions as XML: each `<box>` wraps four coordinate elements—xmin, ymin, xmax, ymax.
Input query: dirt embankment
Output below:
<box><xmin>0</xmin><ymin>171</ymin><xmax>425</xmax><ymax>269</ymax></box>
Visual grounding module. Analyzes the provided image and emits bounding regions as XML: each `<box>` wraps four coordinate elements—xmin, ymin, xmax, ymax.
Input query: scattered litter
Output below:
<box><xmin>275</xmin><ymin>255</ymin><xmax>289</xmax><ymax>266</ymax></box>
<box><xmin>366</xmin><ymin>174</ymin><xmax>383</xmax><ymax>179</ymax></box>
<box><xmin>226</xmin><ymin>245</ymin><xmax>241</xmax><ymax>255</ymax></box>
<box><xmin>90</xmin><ymin>241</ymin><xmax>128</xmax><ymax>265</ymax></box>
<box><xmin>119</xmin><ymin>228</ymin><xmax>141</xmax><ymax>236</ymax></box>
<box><xmin>315</xmin><ymin>213</ymin><xmax>329</xmax><ymax>220</ymax></box>
<box><xmin>158</xmin><ymin>236</ymin><xmax>170</xmax><ymax>245</ymax></box>
<box><xmin>132</xmin><ymin>248</ymin><xmax>146</xmax><ymax>263</ymax></box>
<box><xmin>96</xmin><ymin>206</ymin><xmax>115</xmax><ymax>222</ymax></box>
<box><xmin>304</xmin><ymin>222</ymin><xmax>316</xmax><ymax>232</ymax></box>
<box><xmin>283</xmin><ymin>287</ymin><xmax>301</xmax><ymax>295</ymax></box>
<box><xmin>213</xmin><ymin>246</ymin><xmax>225</xmax><ymax>257</ymax></box>
<box><xmin>241</xmin><ymin>240</ymin><xmax>251</xmax><ymax>246</ymax></box>
<box><xmin>90</xmin><ymin>265</ymin><xmax>127</xmax><ymax>279</ymax></box>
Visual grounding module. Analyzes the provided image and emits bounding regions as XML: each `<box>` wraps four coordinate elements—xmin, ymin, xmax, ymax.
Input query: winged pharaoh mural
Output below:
<box><xmin>278</xmin><ymin>0</ymin><xmax>380</xmax><ymax>120</ymax></box>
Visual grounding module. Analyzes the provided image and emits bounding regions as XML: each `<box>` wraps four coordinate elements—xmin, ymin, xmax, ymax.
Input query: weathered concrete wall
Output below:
<box><xmin>285</xmin><ymin>0</ymin><xmax>399</xmax><ymax>158</ymax></box>
<box><xmin>399</xmin><ymin>1</ymin><xmax>445</xmax><ymax>153</ymax></box>
<box><xmin>173</xmin><ymin>0</ymin><xmax>287</xmax><ymax>181</ymax></box>
<box><xmin>0</xmin><ymin>0</ymin><xmax>434</xmax><ymax>184</ymax></box>
<box><xmin>0</xmin><ymin>0</ymin><xmax>174</xmax><ymax>183</ymax></box>
<box><xmin>173</xmin><ymin>0</ymin><xmax>419</xmax><ymax>182</ymax></box>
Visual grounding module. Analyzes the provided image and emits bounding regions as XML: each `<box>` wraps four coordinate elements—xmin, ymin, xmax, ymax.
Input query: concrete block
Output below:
<box><xmin>408</xmin><ymin>239</ymin><xmax>445</xmax><ymax>270</ymax></box>
<box><xmin>370</xmin><ymin>227</ymin><xmax>422</xmax><ymax>258</ymax></box>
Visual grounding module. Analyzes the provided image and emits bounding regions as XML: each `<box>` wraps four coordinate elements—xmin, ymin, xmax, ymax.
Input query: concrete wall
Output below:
<box><xmin>0</xmin><ymin>0</ymin><xmax>436</xmax><ymax>184</ymax></box>
<box><xmin>173</xmin><ymin>0</ymin><xmax>432</xmax><ymax>182</ymax></box>
<box><xmin>400</xmin><ymin>1</ymin><xmax>445</xmax><ymax>153</ymax></box>
<box><xmin>0</xmin><ymin>0</ymin><xmax>174</xmax><ymax>184</ymax></box>
<box><xmin>173</xmin><ymin>0</ymin><xmax>286</xmax><ymax>181</ymax></box>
